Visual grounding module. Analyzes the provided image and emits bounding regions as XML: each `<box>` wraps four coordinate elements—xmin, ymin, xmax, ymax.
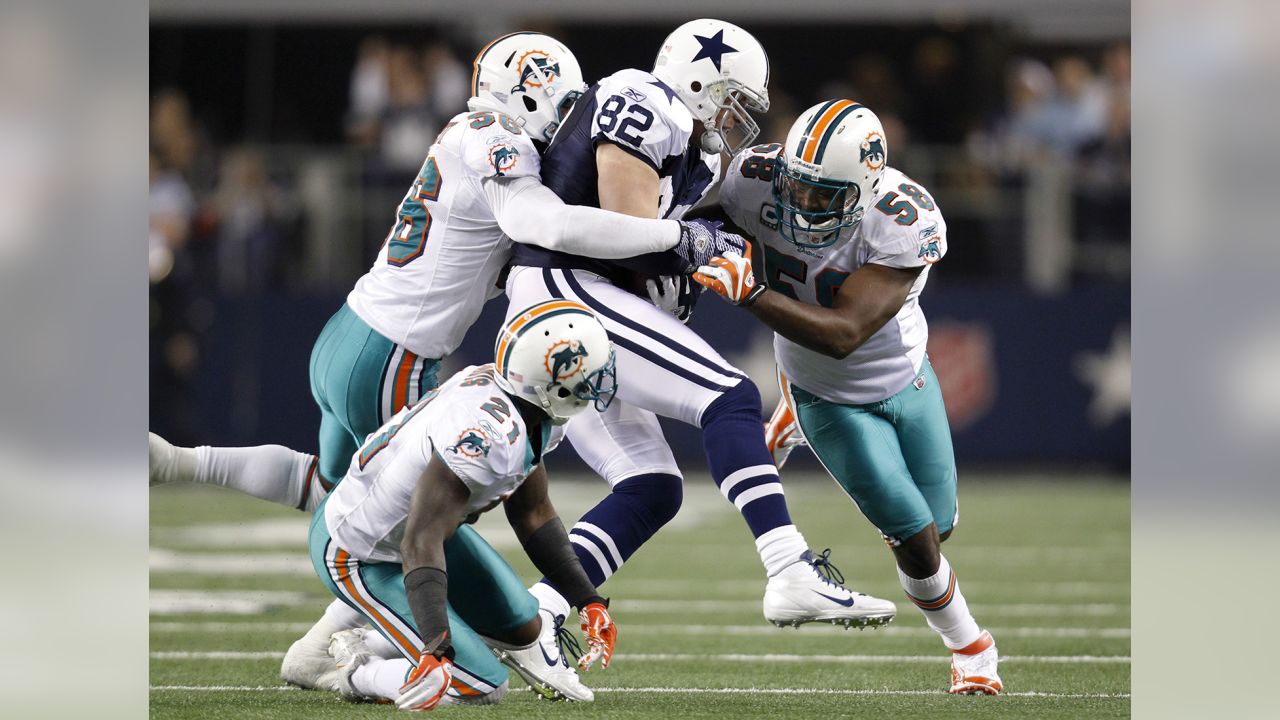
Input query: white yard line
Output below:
<box><xmin>148</xmin><ymin>621</ymin><xmax>1129</xmax><ymax>639</ymax></box>
<box><xmin>149</xmin><ymin>590</ymin><xmax>316</xmax><ymax>615</ymax></box>
<box><xmin>149</xmin><ymin>684</ymin><xmax>1130</xmax><ymax>699</ymax></box>
<box><xmin>151</xmin><ymin>650</ymin><xmax>1129</xmax><ymax>664</ymax></box>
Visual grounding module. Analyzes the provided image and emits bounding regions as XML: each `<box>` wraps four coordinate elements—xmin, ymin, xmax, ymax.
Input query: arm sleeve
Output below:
<box><xmin>865</xmin><ymin>213</ymin><xmax>949</xmax><ymax>269</ymax></box>
<box><xmin>483</xmin><ymin>175</ymin><xmax>680</xmax><ymax>258</ymax></box>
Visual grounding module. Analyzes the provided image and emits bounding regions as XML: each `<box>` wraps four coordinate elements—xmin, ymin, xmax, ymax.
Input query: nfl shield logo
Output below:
<box><xmin>926</xmin><ymin>323</ymin><xmax>996</xmax><ymax>431</ymax></box>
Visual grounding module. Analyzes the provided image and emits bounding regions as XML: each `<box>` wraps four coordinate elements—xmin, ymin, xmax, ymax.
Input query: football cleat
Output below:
<box><xmin>763</xmin><ymin>549</ymin><xmax>897</xmax><ymax>628</ymax></box>
<box><xmin>280</xmin><ymin>629</ymin><xmax>340</xmax><ymax>690</ymax></box>
<box><xmin>329</xmin><ymin>628</ymin><xmax>377</xmax><ymax>701</ymax></box>
<box><xmin>148</xmin><ymin>432</ymin><xmax>194</xmax><ymax>486</ymax></box>
<box><xmin>949</xmin><ymin>630</ymin><xmax>1002</xmax><ymax>695</ymax></box>
<box><xmin>482</xmin><ymin>609</ymin><xmax>594</xmax><ymax>702</ymax></box>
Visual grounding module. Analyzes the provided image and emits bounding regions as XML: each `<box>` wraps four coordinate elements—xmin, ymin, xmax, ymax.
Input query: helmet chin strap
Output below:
<box><xmin>700</xmin><ymin>125</ymin><xmax>724</xmax><ymax>154</ymax></box>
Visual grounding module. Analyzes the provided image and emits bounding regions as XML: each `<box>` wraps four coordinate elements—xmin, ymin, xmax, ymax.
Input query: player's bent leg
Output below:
<box><xmin>308</xmin><ymin>508</ymin><xmax>510</xmax><ymax>705</ymax></box>
<box><xmin>309</xmin><ymin>302</ymin><xmax>441</xmax><ymax>485</ymax></box>
<box><xmin>441</xmin><ymin>526</ymin><xmax>595</xmax><ymax>702</ymax></box>
<box><xmin>525</xmin><ymin>269</ymin><xmax>814</xmax><ymax>569</ymax></box>
<box><xmin>886</xmin><ymin>359</ymin><xmax>998</xmax><ymax>693</ymax></box>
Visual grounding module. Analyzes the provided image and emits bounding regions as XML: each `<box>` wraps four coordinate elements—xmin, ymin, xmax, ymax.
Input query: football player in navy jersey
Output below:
<box><xmin>505</xmin><ymin>19</ymin><xmax>897</xmax><ymax>634</ymax></box>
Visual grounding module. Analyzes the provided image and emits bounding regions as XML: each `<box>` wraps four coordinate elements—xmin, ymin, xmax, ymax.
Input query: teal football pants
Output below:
<box><xmin>787</xmin><ymin>356</ymin><xmax>959</xmax><ymax>545</ymax></box>
<box><xmin>309</xmin><ymin>303</ymin><xmax>440</xmax><ymax>484</ymax></box>
<box><xmin>309</xmin><ymin>498</ymin><xmax>539</xmax><ymax>695</ymax></box>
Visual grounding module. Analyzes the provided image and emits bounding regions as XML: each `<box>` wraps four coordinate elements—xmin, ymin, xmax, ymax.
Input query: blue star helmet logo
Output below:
<box><xmin>549</xmin><ymin>341</ymin><xmax>589</xmax><ymax>381</ymax></box>
<box><xmin>692</xmin><ymin>29</ymin><xmax>738</xmax><ymax>72</ymax></box>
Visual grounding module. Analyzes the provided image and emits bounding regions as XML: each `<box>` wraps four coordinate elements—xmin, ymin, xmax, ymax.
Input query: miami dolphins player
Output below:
<box><xmin>505</xmin><ymin>19</ymin><xmax>896</xmax><ymax>631</ymax></box>
<box><xmin>309</xmin><ymin>300</ymin><xmax>619</xmax><ymax>709</ymax></box>
<box><xmin>147</xmin><ymin>30</ymin><xmax>745</xmax><ymax>696</ymax></box>
<box><xmin>692</xmin><ymin>100</ymin><xmax>1001</xmax><ymax>695</ymax></box>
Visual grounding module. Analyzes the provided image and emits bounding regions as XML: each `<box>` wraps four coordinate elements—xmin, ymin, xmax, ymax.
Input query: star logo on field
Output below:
<box><xmin>692</xmin><ymin>29</ymin><xmax>738</xmax><ymax>72</ymax></box>
<box><xmin>1074</xmin><ymin>326</ymin><xmax>1130</xmax><ymax>427</ymax></box>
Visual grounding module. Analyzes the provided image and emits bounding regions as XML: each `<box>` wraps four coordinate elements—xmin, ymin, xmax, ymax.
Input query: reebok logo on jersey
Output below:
<box><xmin>918</xmin><ymin>222</ymin><xmax>942</xmax><ymax>263</ymax></box>
<box><xmin>621</xmin><ymin>86</ymin><xmax>647</xmax><ymax>102</ymax></box>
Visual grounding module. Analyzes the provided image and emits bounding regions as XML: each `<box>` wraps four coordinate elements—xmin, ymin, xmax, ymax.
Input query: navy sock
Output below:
<box><xmin>701</xmin><ymin>380</ymin><xmax>794</xmax><ymax>538</ymax></box>
<box><xmin>546</xmin><ymin>472</ymin><xmax>683</xmax><ymax>587</ymax></box>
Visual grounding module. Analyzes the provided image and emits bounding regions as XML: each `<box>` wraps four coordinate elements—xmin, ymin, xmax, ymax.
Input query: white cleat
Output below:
<box><xmin>148</xmin><ymin>432</ymin><xmax>194</xmax><ymax>486</ymax></box>
<box><xmin>763</xmin><ymin>549</ymin><xmax>897</xmax><ymax>628</ymax></box>
<box><xmin>949</xmin><ymin>630</ymin><xmax>1002</xmax><ymax>695</ymax></box>
<box><xmin>328</xmin><ymin>628</ymin><xmax>376</xmax><ymax>701</ymax></box>
<box><xmin>483</xmin><ymin>609</ymin><xmax>594</xmax><ymax>702</ymax></box>
<box><xmin>280</xmin><ymin>629</ymin><xmax>341</xmax><ymax>690</ymax></box>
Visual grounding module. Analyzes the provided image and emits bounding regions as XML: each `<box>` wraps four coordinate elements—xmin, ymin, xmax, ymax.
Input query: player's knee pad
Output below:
<box><xmin>700</xmin><ymin>378</ymin><xmax>763</xmax><ymax>428</ymax></box>
<box><xmin>613</xmin><ymin>472</ymin><xmax>683</xmax><ymax>530</ymax></box>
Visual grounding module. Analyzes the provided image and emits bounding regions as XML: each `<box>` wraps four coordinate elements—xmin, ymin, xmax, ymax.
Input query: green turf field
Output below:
<box><xmin>150</xmin><ymin>473</ymin><xmax>1130</xmax><ymax>719</ymax></box>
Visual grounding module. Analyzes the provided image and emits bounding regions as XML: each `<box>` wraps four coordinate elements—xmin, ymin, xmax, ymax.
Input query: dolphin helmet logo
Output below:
<box><xmin>546</xmin><ymin>340</ymin><xmax>589</xmax><ymax>381</ymax></box>
<box><xmin>918</xmin><ymin>238</ymin><xmax>942</xmax><ymax>264</ymax></box>
<box><xmin>860</xmin><ymin>133</ymin><xmax>886</xmax><ymax>171</ymax></box>
<box><xmin>450</xmin><ymin>429</ymin><xmax>491</xmax><ymax>458</ymax></box>
<box><xmin>512</xmin><ymin>52</ymin><xmax>560</xmax><ymax>94</ymax></box>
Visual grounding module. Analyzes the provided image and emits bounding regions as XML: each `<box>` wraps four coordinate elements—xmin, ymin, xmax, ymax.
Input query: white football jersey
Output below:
<box><xmin>346</xmin><ymin>110</ymin><xmax>541</xmax><ymax>359</ymax></box>
<box><xmin>324</xmin><ymin>364</ymin><xmax>564</xmax><ymax>562</ymax></box>
<box><xmin>721</xmin><ymin>144</ymin><xmax>948</xmax><ymax>405</ymax></box>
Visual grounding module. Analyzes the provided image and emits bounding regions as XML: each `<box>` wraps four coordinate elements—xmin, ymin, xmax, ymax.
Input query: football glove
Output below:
<box><xmin>397</xmin><ymin>651</ymin><xmax>453</xmax><ymax>711</ymax></box>
<box><xmin>764</xmin><ymin>397</ymin><xmax>806</xmax><ymax>469</ymax></box>
<box><xmin>577</xmin><ymin>601</ymin><xmax>617</xmax><ymax>672</ymax></box>
<box><xmin>645</xmin><ymin>274</ymin><xmax>701</xmax><ymax>323</ymax></box>
<box><xmin>674</xmin><ymin>219</ymin><xmax>748</xmax><ymax>271</ymax></box>
<box><xmin>693</xmin><ymin>249</ymin><xmax>767</xmax><ymax>306</ymax></box>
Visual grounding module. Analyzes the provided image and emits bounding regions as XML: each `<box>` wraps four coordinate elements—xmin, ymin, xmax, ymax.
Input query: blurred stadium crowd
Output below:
<box><xmin>149</xmin><ymin>20</ymin><xmax>1129</xmax><ymax>448</ymax></box>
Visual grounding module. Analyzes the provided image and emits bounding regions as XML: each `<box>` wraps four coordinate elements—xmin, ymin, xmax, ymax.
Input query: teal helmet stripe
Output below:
<box><xmin>497</xmin><ymin>307</ymin><xmax>596</xmax><ymax>375</ymax></box>
<box><xmin>797</xmin><ymin>99</ymin><xmax>838</xmax><ymax>159</ymax></box>
<box><xmin>472</xmin><ymin>31</ymin><xmax>544</xmax><ymax>96</ymax></box>
<box><xmin>812</xmin><ymin>103</ymin><xmax>864</xmax><ymax>164</ymax></box>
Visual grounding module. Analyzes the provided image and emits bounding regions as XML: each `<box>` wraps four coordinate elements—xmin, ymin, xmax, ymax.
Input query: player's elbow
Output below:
<box><xmin>820</xmin><ymin>325</ymin><xmax>865</xmax><ymax>359</ymax></box>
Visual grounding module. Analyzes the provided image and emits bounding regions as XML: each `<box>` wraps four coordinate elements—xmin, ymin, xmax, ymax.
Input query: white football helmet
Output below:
<box><xmin>468</xmin><ymin>32</ymin><xmax>587</xmax><ymax>143</ymax></box>
<box><xmin>774</xmin><ymin>100</ymin><xmax>887</xmax><ymax>249</ymax></box>
<box><xmin>652</xmin><ymin>19</ymin><xmax>769</xmax><ymax>155</ymax></box>
<box><xmin>494</xmin><ymin>300</ymin><xmax>617</xmax><ymax>425</ymax></box>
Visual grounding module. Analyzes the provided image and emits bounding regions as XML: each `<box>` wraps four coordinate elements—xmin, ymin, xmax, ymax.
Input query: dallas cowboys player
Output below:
<box><xmin>147</xmin><ymin>31</ymin><xmax>744</xmax><ymax>696</ymax></box>
<box><xmin>505</xmin><ymin>19</ymin><xmax>896</xmax><ymax>631</ymax></box>
<box><xmin>310</xmin><ymin>300</ymin><xmax>619</xmax><ymax>709</ymax></box>
<box><xmin>693</xmin><ymin>101</ymin><xmax>1001</xmax><ymax>695</ymax></box>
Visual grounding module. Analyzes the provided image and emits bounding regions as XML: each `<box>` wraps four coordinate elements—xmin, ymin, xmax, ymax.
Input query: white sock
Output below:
<box><xmin>351</xmin><ymin>656</ymin><xmax>413</xmax><ymax>700</ymax></box>
<box><xmin>364</xmin><ymin>629</ymin><xmax>402</xmax><ymax>659</ymax></box>
<box><xmin>529</xmin><ymin>581</ymin><xmax>572</xmax><ymax>621</ymax></box>
<box><xmin>754</xmin><ymin>524</ymin><xmax>809</xmax><ymax>576</ymax></box>
<box><xmin>897</xmin><ymin>554</ymin><xmax>982</xmax><ymax>650</ymax></box>
<box><xmin>294</xmin><ymin>600</ymin><xmax>364</xmax><ymax>650</ymax></box>
<box><xmin>194</xmin><ymin>445</ymin><xmax>323</xmax><ymax>511</ymax></box>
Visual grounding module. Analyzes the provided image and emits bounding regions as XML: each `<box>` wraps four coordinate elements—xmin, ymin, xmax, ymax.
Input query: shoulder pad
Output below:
<box><xmin>458</xmin><ymin>111</ymin><xmax>542</xmax><ymax>179</ymax></box>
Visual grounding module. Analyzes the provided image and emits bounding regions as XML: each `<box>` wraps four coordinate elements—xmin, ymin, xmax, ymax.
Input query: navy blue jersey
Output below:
<box><xmin>512</xmin><ymin>68</ymin><xmax>720</xmax><ymax>282</ymax></box>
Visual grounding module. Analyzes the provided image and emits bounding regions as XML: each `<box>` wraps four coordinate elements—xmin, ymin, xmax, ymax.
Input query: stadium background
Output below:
<box><xmin>148</xmin><ymin>1</ymin><xmax>1130</xmax><ymax>473</ymax></box>
<box><xmin>147</xmin><ymin>2</ymin><xmax>1130</xmax><ymax>716</ymax></box>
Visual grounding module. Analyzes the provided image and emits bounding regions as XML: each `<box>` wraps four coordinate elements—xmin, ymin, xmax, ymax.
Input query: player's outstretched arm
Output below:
<box><xmin>695</xmin><ymin>252</ymin><xmax>922</xmax><ymax>359</ymax></box>
<box><xmin>395</xmin><ymin>454</ymin><xmax>472</xmax><ymax>709</ymax></box>
<box><xmin>505</xmin><ymin>464</ymin><xmax>617</xmax><ymax>670</ymax></box>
